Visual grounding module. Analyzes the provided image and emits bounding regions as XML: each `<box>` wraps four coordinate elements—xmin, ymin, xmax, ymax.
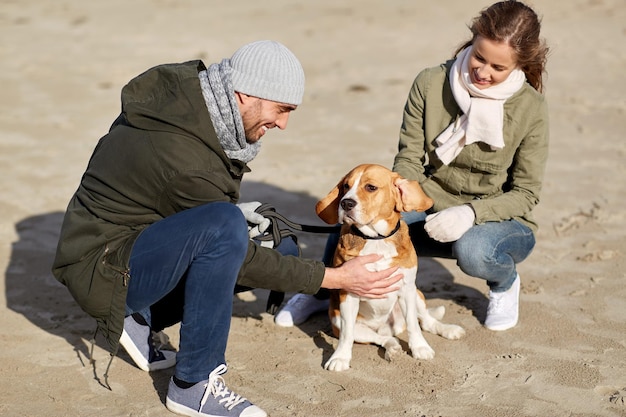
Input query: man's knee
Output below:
<box><xmin>194</xmin><ymin>202</ymin><xmax>248</xmax><ymax>249</ymax></box>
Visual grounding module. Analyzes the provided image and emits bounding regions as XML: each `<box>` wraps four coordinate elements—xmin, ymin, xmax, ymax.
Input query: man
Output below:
<box><xmin>52</xmin><ymin>40</ymin><xmax>401</xmax><ymax>417</ymax></box>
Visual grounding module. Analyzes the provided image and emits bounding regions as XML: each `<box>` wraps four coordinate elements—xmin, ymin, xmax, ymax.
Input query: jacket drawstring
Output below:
<box><xmin>103</xmin><ymin>353</ymin><xmax>114</xmax><ymax>391</ymax></box>
<box><xmin>88</xmin><ymin>324</ymin><xmax>114</xmax><ymax>391</ymax></box>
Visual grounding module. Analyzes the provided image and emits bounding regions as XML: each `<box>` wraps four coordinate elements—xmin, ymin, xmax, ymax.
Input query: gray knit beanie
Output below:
<box><xmin>230</xmin><ymin>40</ymin><xmax>305</xmax><ymax>106</ymax></box>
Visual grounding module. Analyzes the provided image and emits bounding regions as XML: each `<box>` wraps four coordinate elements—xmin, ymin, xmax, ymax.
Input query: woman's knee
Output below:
<box><xmin>453</xmin><ymin>238</ymin><xmax>494</xmax><ymax>276</ymax></box>
<box><xmin>452</xmin><ymin>221</ymin><xmax>534</xmax><ymax>278</ymax></box>
<box><xmin>452</xmin><ymin>226</ymin><xmax>500</xmax><ymax>276</ymax></box>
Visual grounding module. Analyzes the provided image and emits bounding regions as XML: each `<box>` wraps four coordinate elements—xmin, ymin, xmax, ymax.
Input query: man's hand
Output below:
<box><xmin>321</xmin><ymin>254</ymin><xmax>403</xmax><ymax>298</ymax></box>
<box><xmin>237</xmin><ymin>202</ymin><xmax>271</xmax><ymax>238</ymax></box>
<box><xmin>424</xmin><ymin>204</ymin><xmax>475</xmax><ymax>242</ymax></box>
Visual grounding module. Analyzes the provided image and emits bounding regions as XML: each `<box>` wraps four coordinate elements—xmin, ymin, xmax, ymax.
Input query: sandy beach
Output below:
<box><xmin>1</xmin><ymin>0</ymin><xmax>625</xmax><ymax>416</ymax></box>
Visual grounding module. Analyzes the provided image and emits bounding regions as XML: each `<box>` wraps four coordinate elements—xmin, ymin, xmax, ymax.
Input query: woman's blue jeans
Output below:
<box><xmin>125</xmin><ymin>202</ymin><xmax>248</xmax><ymax>383</ymax></box>
<box><xmin>322</xmin><ymin>211</ymin><xmax>535</xmax><ymax>293</ymax></box>
<box><xmin>401</xmin><ymin>211</ymin><xmax>535</xmax><ymax>292</ymax></box>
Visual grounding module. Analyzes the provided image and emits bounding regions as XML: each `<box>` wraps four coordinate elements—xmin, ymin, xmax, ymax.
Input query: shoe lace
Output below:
<box><xmin>152</xmin><ymin>330</ymin><xmax>170</xmax><ymax>351</ymax></box>
<box><xmin>200</xmin><ymin>364</ymin><xmax>247</xmax><ymax>411</ymax></box>
<box><xmin>487</xmin><ymin>291</ymin><xmax>506</xmax><ymax>313</ymax></box>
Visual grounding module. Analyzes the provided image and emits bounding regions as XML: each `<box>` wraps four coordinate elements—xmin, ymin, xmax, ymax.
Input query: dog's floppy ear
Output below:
<box><xmin>315</xmin><ymin>179</ymin><xmax>343</xmax><ymax>224</ymax></box>
<box><xmin>393</xmin><ymin>174</ymin><xmax>434</xmax><ymax>213</ymax></box>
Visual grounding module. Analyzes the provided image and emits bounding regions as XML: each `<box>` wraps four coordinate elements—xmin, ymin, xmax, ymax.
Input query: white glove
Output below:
<box><xmin>424</xmin><ymin>204</ymin><xmax>475</xmax><ymax>243</ymax></box>
<box><xmin>237</xmin><ymin>202</ymin><xmax>271</xmax><ymax>238</ymax></box>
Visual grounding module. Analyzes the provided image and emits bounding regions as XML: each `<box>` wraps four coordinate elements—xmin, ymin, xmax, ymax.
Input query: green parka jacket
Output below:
<box><xmin>52</xmin><ymin>60</ymin><xmax>325</xmax><ymax>353</ymax></box>
<box><xmin>393</xmin><ymin>60</ymin><xmax>549</xmax><ymax>232</ymax></box>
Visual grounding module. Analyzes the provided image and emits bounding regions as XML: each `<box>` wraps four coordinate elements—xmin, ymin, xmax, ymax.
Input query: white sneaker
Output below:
<box><xmin>274</xmin><ymin>294</ymin><xmax>329</xmax><ymax>327</ymax></box>
<box><xmin>484</xmin><ymin>274</ymin><xmax>521</xmax><ymax>331</ymax></box>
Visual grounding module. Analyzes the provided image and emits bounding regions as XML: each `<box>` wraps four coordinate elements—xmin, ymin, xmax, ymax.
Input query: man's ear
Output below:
<box><xmin>234</xmin><ymin>91</ymin><xmax>247</xmax><ymax>104</ymax></box>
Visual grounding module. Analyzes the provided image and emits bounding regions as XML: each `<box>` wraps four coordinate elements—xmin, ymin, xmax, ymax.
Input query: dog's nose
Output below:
<box><xmin>341</xmin><ymin>198</ymin><xmax>356</xmax><ymax>211</ymax></box>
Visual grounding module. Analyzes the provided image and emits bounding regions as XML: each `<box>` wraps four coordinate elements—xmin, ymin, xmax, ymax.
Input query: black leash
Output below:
<box><xmin>245</xmin><ymin>203</ymin><xmax>341</xmax><ymax>315</ymax></box>
<box><xmin>251</xmin><ymin>203</ymin><xmax>340</xmax><ymax>249</ymax></box>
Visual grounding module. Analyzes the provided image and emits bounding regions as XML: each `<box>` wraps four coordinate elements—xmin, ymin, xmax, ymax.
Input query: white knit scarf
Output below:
<box><xmin>435</xmin><ymin>46</ymin><xmax>525</xmax><ymax>165</ymax></box>
<box><xmin>198</xmin><ymin>59</ymin><xmax>261</xmax><ymax>164</ymax></box>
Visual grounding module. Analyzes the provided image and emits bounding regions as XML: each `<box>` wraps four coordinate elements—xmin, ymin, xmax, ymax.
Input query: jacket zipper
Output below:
<box><xmin>102</xmin><ymin>245</ymin><xmax>131</xmax><ymax>287</ymax></box>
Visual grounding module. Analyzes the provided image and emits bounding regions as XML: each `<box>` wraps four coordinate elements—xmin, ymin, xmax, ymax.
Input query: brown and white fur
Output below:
<box><xmin>316</xmin><ymin>164</ymin><xmax>465</xmax><ymax>372</ymax></box>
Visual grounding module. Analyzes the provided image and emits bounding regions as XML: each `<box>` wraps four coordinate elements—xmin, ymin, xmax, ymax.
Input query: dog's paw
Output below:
<box><xmin>324</xmin><ymin>356</ymin><xmax>351</xmax><ymax>372</ymax></box>
<box><xmin>441</xmin><ymin>324</ymin><xmax>466</xmax><ymax>340</ymax></box>
<box><xmin>411</xmin><ymin>344</ymin><xmax>435</xmax><ymax>360</ymax></box>
<box><xmin>383</xmin><ymin>339</ymin><xmax>403</xmax><ymax>361</ymax></box>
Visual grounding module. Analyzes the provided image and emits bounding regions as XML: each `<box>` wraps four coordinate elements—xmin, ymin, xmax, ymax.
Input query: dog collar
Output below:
<box><xmin>350</xmin><ymin>221</ymin><xmax>401</xmax><ymax>240</ymax></box>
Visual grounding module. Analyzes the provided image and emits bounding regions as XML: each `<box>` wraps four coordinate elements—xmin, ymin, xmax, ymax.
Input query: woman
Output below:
<box><xmin>276</xmin><ymin>0</ymin><xmax>550</xmax><ymax>332</ymax></box>
<box><xmin>393</xmin><ymin>0</ymin><xmax>550</xmax><ymax>331</ymax></box>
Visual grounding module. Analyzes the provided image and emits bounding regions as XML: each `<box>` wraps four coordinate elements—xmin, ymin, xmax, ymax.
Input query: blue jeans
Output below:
<box><xmin>126</xmin><ymin>202</ymin><xmax>248</xmax><ymax>383</ymax></box>
<box><xmin>322</xmin><ymin>212</ymin><xmax>535</xmax><ymax>292</ymax></box>
<box><xmin>402</xmin><ymin>211</ymin><xmax>535</xmax><ymax>292</ymax></box>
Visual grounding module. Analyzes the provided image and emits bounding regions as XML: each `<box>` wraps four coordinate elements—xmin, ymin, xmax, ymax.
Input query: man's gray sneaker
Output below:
<box><xmin>119</xmin><ymin>313</ymin><xmax>176</xmax><ymax>371</ymax></box>
<box><xmin>166</xmin><ymin>364</ymin><xmax>267</xmax><ymax>417</ymax></box>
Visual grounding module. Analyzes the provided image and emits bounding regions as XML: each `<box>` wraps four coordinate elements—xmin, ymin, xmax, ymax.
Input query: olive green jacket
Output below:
<box><xmin>52</xmin><ymin>60</ymin><xmax>325</xmax><ymax>353</ymax></box>
<box><xmin>393</xmin><ymin>60</ymin><xmax>549</xmax><ymax>232</ymax></box>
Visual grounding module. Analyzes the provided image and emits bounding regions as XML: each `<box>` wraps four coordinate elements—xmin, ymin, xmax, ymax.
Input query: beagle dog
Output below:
<box><xmin>316</xmin><ymin>164</ymin><xmax>465</xmax><ymax>372</ymax></box>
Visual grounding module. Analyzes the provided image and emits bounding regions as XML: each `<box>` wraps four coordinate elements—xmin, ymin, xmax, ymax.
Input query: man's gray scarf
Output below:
<box><xmin>198</xmin><ymin>59</ymin><xmax>260</xmax><ymax>163</ymax></box>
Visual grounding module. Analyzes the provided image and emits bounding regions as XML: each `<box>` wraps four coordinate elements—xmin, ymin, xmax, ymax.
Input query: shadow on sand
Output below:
<box><xmin>5</xmin><ymin>180</ymin><xmax>486</xmax><ymax>401</ymax></box>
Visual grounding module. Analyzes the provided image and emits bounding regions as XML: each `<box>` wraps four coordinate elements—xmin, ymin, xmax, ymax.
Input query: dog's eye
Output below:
<box><xmin>342</xmin><ymin>183</ymin><xmax>351</xmax><ymax>191</ymax></box>
<box><xmin>365</xmin><ymin>184</ymin><xmax>377</xmax><ymax>192</ymax></box>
